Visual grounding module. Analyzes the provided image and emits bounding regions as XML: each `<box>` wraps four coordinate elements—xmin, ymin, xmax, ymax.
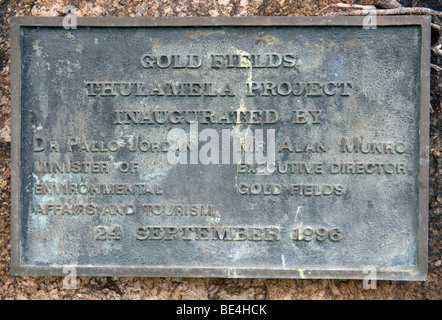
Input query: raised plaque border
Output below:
<box><xmin>10</xmin><ymin>16</ymin><xmax>431</xmax><ymax>280</ymax></box>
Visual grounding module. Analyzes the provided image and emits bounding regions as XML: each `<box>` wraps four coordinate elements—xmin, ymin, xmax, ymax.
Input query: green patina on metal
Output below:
<box><xmin>10</xmin><ymin>16</ymin><xmax>430</xmax><ymax>280</ymax></box>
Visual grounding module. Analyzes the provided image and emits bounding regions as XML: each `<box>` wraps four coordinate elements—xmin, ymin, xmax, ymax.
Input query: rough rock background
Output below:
<box><xmin>0</xmin><ymin>0</ymin><xmax>440</xmax><ymax>300</ymax></box>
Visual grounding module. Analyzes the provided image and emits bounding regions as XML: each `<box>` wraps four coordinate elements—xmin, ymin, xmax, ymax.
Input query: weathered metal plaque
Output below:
<box><xmin>11</xmin><ymin>17</ymin><xmax>430</xmax><ymax>280</ymax></box>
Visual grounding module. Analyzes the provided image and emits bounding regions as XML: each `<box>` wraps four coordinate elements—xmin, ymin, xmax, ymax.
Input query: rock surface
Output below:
<box><xmin>0</xmin><ymin>0</ymin><xmax>440</xmax><ymax>300</ymax></box>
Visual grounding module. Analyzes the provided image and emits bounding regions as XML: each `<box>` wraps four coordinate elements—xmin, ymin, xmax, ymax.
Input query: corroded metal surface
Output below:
<box><xmin>10</xmin><ymin>17</ymin><xmax>430</xmax><ymax>280</ymax></box>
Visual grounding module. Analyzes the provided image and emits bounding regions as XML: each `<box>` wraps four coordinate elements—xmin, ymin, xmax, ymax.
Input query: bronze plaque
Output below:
<box><xmin>10</xmin><ymin>17</ymin><xmax>430</xmax><ymax>280</ymax></box>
